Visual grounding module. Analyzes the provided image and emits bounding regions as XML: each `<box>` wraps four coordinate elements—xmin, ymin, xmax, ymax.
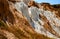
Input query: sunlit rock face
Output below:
<box><xmin>28</xmin><ymin>7</ymin><xmax>45</xmax><ymax>34</ymax></box>
<box><xmin>14</xmin><ymin>2</ymin><xmax>34</xmax><ymax>27</ymax></box>
<box><xmin>0</xmin><ymin>0</ymin><xmax>60</xmax><ymax>39</ymax></box>
<box><xmin>15</xmin><ymin>2</ymin><xmax>29</xmax><ymax>19</ymax></box>
<box><xmin>28</xmin><ymin>6</ymin><xmax>58</xmax><ymax>38</ymax></box>
<box><xmin>43</xmin><ymin>10</ymin><xmax>60</xmax><ymax>36</ymax></box>
<box><xmin>0</xmin><ymin>0</ymin><xmax>54</xmax><ymax>39</ymax></box>
<box><xmin>14</xmin><ymin>1</ymin><xmax>60</xmax><ymax>39</ymax></box>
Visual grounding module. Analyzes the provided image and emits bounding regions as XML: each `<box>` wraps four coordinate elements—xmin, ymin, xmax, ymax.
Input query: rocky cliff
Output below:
<box><xmin>0</xmin><ymin>0</ymin><xmax>60</xmax><ymax>39</ymax></box>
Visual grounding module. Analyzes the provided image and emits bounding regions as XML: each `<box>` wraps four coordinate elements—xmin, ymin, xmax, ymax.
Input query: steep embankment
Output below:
<box><xmin>0</xmin><ymin>0</ymin><xmax>52</xmax><ymax>39</ymax></box>
<box><xmin>27</xmin><ymin>1</ymin><xmax>60</xmax><ymax>39</ymax></box>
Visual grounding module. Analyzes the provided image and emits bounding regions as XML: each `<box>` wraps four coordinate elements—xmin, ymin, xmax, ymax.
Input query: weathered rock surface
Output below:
<box><xmin>0</xmin><ymin>0</ymin><xmax>60</xmax><ymax>39</ymax></box>
<box><xmin>15</xmin><ymin>1</ymin><xmax>60</xmax><ymax>39</ymax></box>
<box><xmin>0</xmin><ymin>0</ymin><xmax>52</xmax><ymax>39</ymax></box>
<box><xmin>28</xmin><ymin>1</ymin><xmax>60</xmax><ymax>39</ymax></box>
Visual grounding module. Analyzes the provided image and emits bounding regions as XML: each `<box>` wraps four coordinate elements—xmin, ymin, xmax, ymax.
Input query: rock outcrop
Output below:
<box><xmin>27</xmin><ymin>1</ymin><xmax>60</xmax><ymax>39</ymax></box>
<box><xmin>0</xmin><ymin>0</ymin><xmax>52</xmax><ymax>39</ymax></box>
<box><xmin>0</xmin><ymin>0</ymin><xmax>60</xmax><ymax>39</ymax></box>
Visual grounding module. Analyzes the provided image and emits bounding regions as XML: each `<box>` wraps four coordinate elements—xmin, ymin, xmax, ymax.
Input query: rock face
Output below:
<box><xmin>0</xmin><ymin>0</ymin><xmax>60</xmax><ymax>39</ymax></box>
<box><xmin>0</xmin><ymin>0</ymin><xmax>52</xmax><ymax>39</ymax></box>
<box><xmin>27</xmin><ymin>1</ymin><xmax>60</xmax><ymax>39</ymax></box>
<box><xmin>15</xmin><ymin>1</ymin><xmax>60</xmax><ymax>39</ymax></box>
